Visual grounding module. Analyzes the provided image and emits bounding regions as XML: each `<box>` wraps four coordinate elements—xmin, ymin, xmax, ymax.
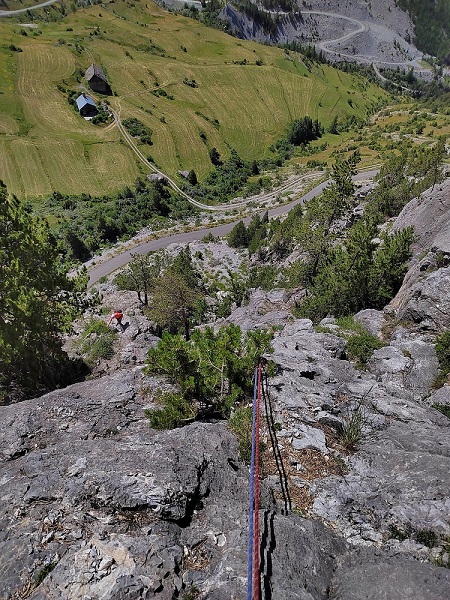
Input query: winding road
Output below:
<box><xmin>0</xmin><ymin>0</ymin><xmax>59</xmax><ymax>16</ymax></box>
<box><xmin>87</xmin><ymin>169</ymin><xmax>378</xmax><ymax>287</ymax></box>
<box><xmin>0</xmin><ymin>2</ymin><xmax>387</xmax><ymax>286</ymax></box>
<box><xmin>112</xmin><ymin>104</ymin><xmax>328</xmax><ymax>213</ymax></box>
<box><xmin>113</xmin><ymin>106</ymin><xmax>255</xmax><ymax>212</ymax></box>
<box><xmin>273</xmin><ymin>9</ymin><xmax>423</xmax><ymax>73</ymax></box>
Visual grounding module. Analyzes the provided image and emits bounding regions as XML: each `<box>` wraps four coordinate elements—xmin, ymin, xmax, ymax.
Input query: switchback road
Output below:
<box><xmin>87</xmin><ymin>170</ymin><xmax>378</xmax><ymax>287</ymax></box>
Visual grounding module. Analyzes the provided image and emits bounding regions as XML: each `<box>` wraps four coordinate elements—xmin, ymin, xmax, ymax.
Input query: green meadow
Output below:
<box><xmin>0</xmin><ymin>0</ymin><xmax>389</xmax><ymax>198</ymax></box>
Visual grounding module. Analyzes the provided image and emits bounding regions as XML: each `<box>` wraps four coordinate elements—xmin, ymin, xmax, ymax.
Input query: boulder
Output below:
<box><xmin>394</xmin><ymin>266</ymin><xmax>450</xmax><ymax>331</ymax></box>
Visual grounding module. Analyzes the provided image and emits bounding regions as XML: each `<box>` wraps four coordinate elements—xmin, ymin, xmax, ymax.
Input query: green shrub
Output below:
<box><xmin>73</xmin><ymin>318</ymin><xmax>117</xmax><ymax>366</ymax></box>
<box><xmin>335</xmin><ymin>316</ymin><xmax>362</xmax><ymax>332</ymax></box>
<box><xmin>415</xmin><ymin>528</ymin><xmax>438</xmax><ymax>548</ymax></box>
<box><xmin>122</xmin><ymin>118</ymin><xmax>153</xmax><ymax>145</ymax></box>
<box><xmin>346</xmin><ymin>331</ymin><xmax>384</xmax><ymax>368</ymax></box>
<box><xmin>228</xmin><ymin>406</ymin><xmax>253</xmax><ymax>463</ymax></box>
<box><xmin>248</xmin><ymin>265</ymin><xmax>277</xmax><ymax>290</ymax></box>
<box><xmin>82</xmin><ymin>319</ymin><xmax>111</xmax><ymax>336</ymax></box>
<box><xmin>145</xmin><ymin>325</ymin><xmax>274</xmax><ymax>424</ymax></box>
<box><xmin>145</xmin><ymin>392</ymin><xmax>194</xmax><ymax>430</ymax></box>
<box><xmin>434</xmin><ymin>330</ymin><xmax>450</xmax><ymax>387</ymax></box>
<box><xmin>389</xmin><ymin>524</ymin><xmax>409</xmax><ymax>541</ymax></box>
<box><xmin>339</xmin><ymin>404</ymin><xmax>366</xmax><ymax>450</ymax></box>
<box><xmin>433</xmin><ymin>404</ymin><xmax>450</xmax><ymax>419</ymax></box>
<box><xmin>35</xmin><ymin>562</ymin><xmax>56</xmax><ymax>585</ymax></box>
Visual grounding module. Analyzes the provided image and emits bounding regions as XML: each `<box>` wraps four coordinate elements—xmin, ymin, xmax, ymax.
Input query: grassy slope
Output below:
<box><xmin>0</xmin><ymin>0</ymin><xmax>389</xmax><ymax>198</ymax></box>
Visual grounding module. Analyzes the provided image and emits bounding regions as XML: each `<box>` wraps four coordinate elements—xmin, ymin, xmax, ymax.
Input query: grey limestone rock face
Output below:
<box><xmin>222</xmin><ymin>288</ymin><xmax>294</xmax><ymax>332</ymax></box>
<box><xmin>427</xmin><ymin>385</ymin><xmax>450</xmax><ymax>408</ymax></box>
<box><xmin>353</xmin><ymin>308</ymin><xmax>386</xmax><ymax>338</ymax></box>
<box><xmin>0</xmin><ymin>371</ymin><xmax>250</xmax><ymax>599</ymax></box>
<box><xmin>2</xmin><ymin>321</ymin><xmax>450</xmax><ymax>598</ymax></box>
<box><xmin>395</xmin><ymin>266</ymin><xmax>450</xmax><ymax>331</ymax></box>
<box><xmin>388</xmin><ymin>179</ymin><xmax>450</xmax><ymax>331</ymax></box>
<box><xmin>261</xmin><ymin>513</ymin><xmax>347</xmax><ymax>600</ymax></box>
<box><xmin>219</xmin><ymin>0</ymin><xmax>420</xmax><ymax>64</ymax></box>
<box><xmin>313</xmin><ymin>415</ymin><xmax>450</xmax><ymax>545</ymax></box>
<box><xmin>393</xmin><ymin>179</ymin><xmax>450</xmax><ymax>260</ymax></box>
<box><xmin>330</xmin><ymin>547</ymin><xmax>450</xmax><ymax>600</ymax></box>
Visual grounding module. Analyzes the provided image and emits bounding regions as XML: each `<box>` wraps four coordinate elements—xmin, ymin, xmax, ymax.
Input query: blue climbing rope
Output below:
<box><xmin>247</xmin><ymin>365</ymin><xmax>259</xmax><ymax>600</ymax></box>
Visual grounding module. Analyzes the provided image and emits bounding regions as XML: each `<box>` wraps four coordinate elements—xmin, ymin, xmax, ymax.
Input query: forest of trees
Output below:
<box><xmin>49</xmin><ymin>178</ymin><xmax>194</xmax><ymax>261</ymax></box>
<box><xmin>397</xmin><ymin>0</ymin><xmax>450</xmax><ymax>63</ymax></box>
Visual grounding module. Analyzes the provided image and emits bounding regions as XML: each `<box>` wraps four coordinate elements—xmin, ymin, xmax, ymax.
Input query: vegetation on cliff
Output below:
<box><xmin>145</xmin><ymin>324</ymin><xmax>273</xmax><ymax>428</ymax></box>
<box><xmin>0</xmin><ymin>182</ymin><xmax>86</xmax><ymax>400</ymax></box>
<box><xmin>397</xmin><ymin>0</ymin><xmax>450</xmax><ymax>63</ymax></box>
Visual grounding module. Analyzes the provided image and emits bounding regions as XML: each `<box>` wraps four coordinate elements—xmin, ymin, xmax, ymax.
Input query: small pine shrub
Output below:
<box><xmin>346</xmin><ymin>331</ymin><xmax>384</xmax><ymax>368</ymax></box>
<box><xmin>389</xmin><ymin>524</ymin><xmax>409</xmax><ymax>541</ymax></box>
<box><xmin>145</xmin><ymin>392</ymin><xmax>194</xmax><ymax>430</ymax></box>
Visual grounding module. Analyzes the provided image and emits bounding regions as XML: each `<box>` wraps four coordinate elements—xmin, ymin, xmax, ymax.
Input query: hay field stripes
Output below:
<box><xmin>113</xmin><ymin>62</ymin><xmax>356</xmax><ymax>164</ymax></box>
<box><xmin>0</xmin><ymin>140</ymin><xmax>25</xmax><ymax>196</ymax></box>
<box><xmin>17</xmin><ymin>43</ymin><xmax>94</xmax><ymax>136</ymax></box>
<box><xmin>0</xmin><ymin>1</ymin><xmax>389</xmax><ymax>198</ymax></box>
<box><xmin>0</xmin><ymin>39</ymin><xmax>141</xmax><ymax>196</ymax></box>
<box><xmin>10</xmin><ymin>139</ymin><xmax>52</xmax><ymax>197</ymax></box>
<box><xmin>0</xmin><ymin>114</ymin><xmax>19</xmax><ymax>135</ymax></box>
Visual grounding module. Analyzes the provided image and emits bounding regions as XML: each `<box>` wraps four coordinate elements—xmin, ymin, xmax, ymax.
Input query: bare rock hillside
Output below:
<box><xmin>220</xmin><ymin>0</ymin><xmax>424</xmax><ymax>69</ymax></box>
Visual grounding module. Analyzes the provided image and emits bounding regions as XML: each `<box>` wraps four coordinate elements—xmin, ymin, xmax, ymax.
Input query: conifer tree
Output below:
<box><xmin>147</xmin><ymin>247</ymin><xmax>203</xmax><ymax>339</ymax></box>
<box><xmin>0</xmin><ymin>182</ymin><xmax>74</xmax><ymax>397</ymax></box>
<box><xmin>116</xmin><ymin>253</ymin><xmax>164</xmax><ymax>305</ymax></box>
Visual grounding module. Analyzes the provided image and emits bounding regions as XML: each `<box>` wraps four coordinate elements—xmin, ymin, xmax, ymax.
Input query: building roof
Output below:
<box><xmin>76</xmin><ymin>94</ymin><xmax>97</xmax><ymax>110</ymax></box>
<box><xmin>85</xmin><ymin>63</ymin><xmax>107</xmax><ymax>82</ymax></box>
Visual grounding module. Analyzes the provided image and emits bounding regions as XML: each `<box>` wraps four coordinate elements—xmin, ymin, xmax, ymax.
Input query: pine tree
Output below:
<box><xmin>115</xmin><ymin>252</ymin><xmax>164</xmax><ymax>305</ymax></box>
<box><xmin>0</xmin><ymin>182</ymin><xmax>74</xmax><ymax>397</ymax></box>
<box><xmin>187</xmin><ymin>170</ymin><xmax>198</xmax><ymax>185</ymax></box>
<box><xmin>146</xmin><ymin>247</ymin><xmax>204</xmax><ymax>339</ymax></box>
<box><xmin>228</xmin><ymin>221</ymin><xmax>249</xmax><ymax>248</ymax></box>
<box><xmin>209</xmin><ymin>147</ymin><xmax>222</xmax><ymax>166</ymax></box>
<box><xmin>148</xmin><ymin>271</ymin><xmax>201</xmax><ymax>340</ymax></box>
<box><xmin>298</xmin><ymin>151</ymin><xmax>361</xmax><ymax>284</ymax></box>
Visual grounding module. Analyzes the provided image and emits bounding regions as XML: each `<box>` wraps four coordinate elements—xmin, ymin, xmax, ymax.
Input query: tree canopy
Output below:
<box><xmin>145</xmin><ymin>247</ymin><xmax>205</xmax><ymax>339</ymax></box>
<box><xmin>0</xmin><ymin>182</ymin><xmax>78</xmax><ymax>399</ymax></box>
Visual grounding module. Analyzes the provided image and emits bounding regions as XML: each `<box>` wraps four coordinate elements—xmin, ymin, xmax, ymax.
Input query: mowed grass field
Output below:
<box><xmin>0</xmin><ymin>0</ymin><xmax>389</xmax><ymax>198</ymax></box>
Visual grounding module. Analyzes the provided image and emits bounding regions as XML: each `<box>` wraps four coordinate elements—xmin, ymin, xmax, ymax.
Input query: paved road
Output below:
<box><xmin>0</xmin><ymin>0</ymin><xmax>59</xmax><ymax>16</ymax></box>
<box><xmin>87</xmin><ymin>170</ymin><xmax>378</xmax><ymax>287</ymax></box>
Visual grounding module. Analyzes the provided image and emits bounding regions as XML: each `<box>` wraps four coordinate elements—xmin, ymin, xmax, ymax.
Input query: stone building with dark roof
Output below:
<box><xmin>85</xmin><ymin>64</ymin><xmax>110</xmax><ymax>94</ymax></box>
<box><xmin>76</xmin><ymin>94</ymin><xmax>97</xmax><ymax>118</ymax></box>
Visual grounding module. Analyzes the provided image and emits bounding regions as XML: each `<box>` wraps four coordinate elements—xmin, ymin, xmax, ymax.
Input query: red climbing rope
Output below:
<box><xmin>247</xmin><ymin>360</ymin><xmax>263</xmax><ymax>600</ymax></box>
